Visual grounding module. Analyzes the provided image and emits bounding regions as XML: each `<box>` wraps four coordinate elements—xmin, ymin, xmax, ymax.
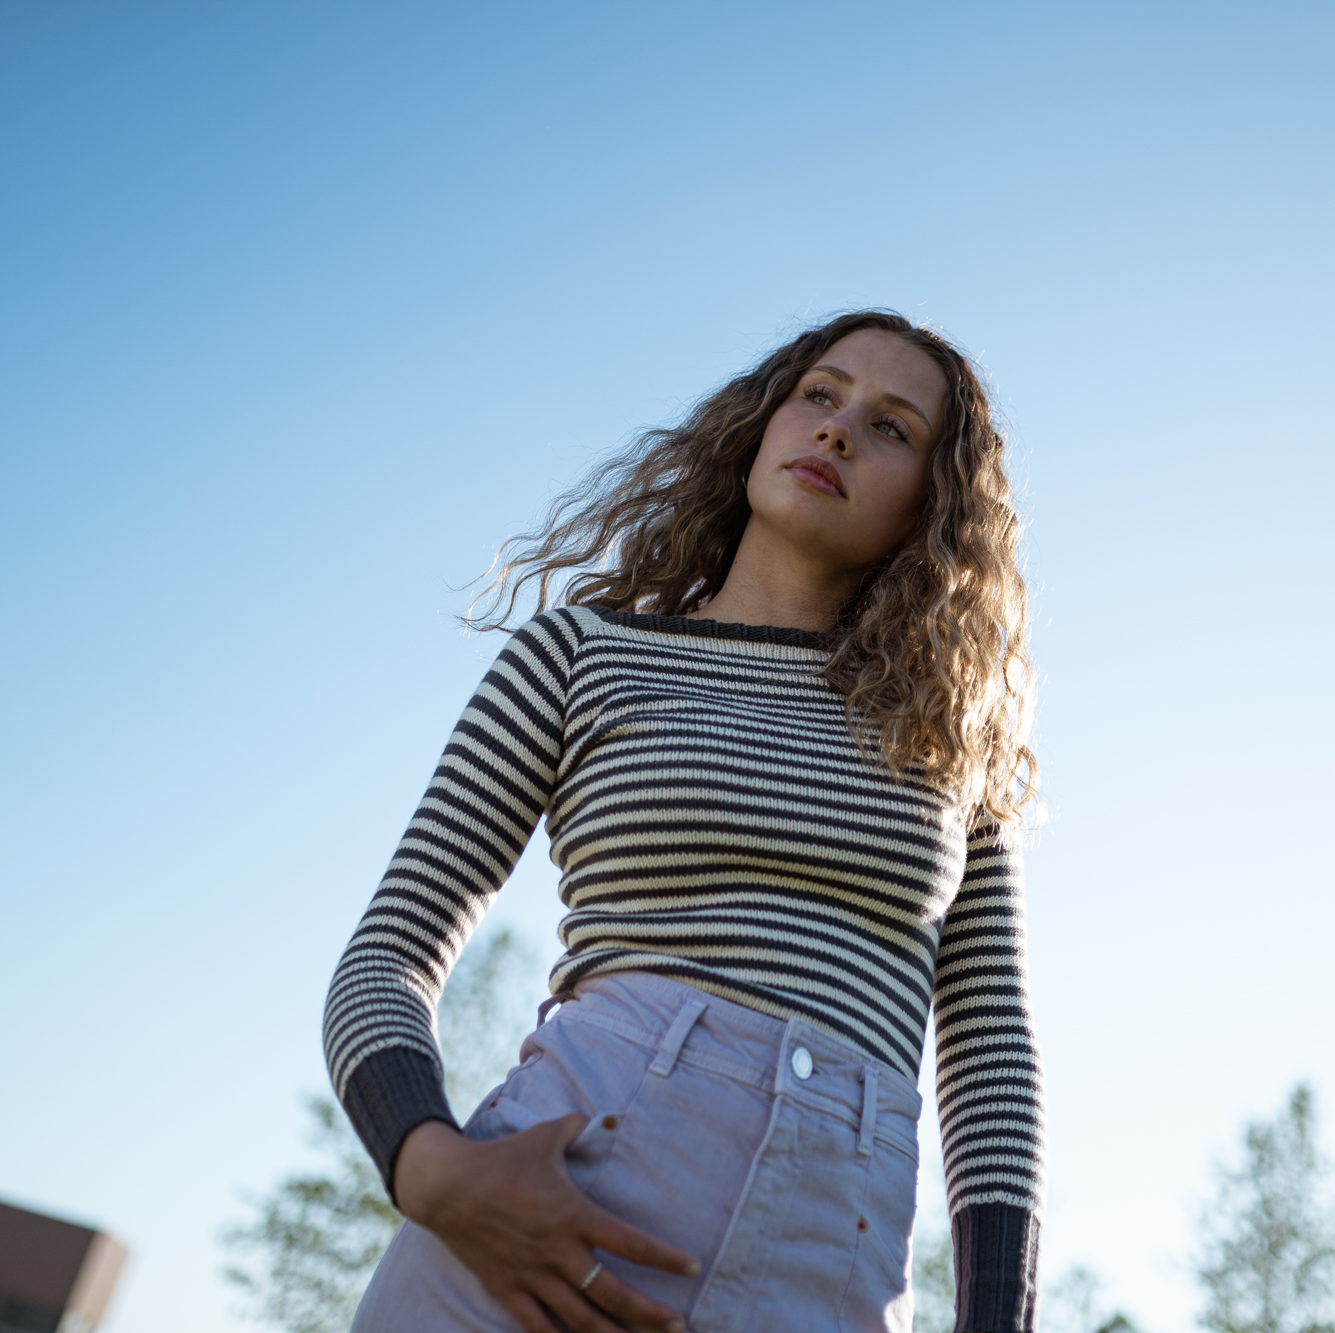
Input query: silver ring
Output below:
<box><xmin>579</xmin><ymin>1261</ymin><xmax>603</xmax><ymax>1292</ymax></box>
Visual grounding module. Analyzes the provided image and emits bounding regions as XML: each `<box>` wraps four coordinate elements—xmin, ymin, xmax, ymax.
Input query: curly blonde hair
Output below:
<box><xmin>466</xmin><ymin>310</ymin><xmax>1038</xmax><ymax>831</ymax></box>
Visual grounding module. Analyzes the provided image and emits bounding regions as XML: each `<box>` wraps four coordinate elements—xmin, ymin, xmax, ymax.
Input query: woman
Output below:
<box><xmin>323</xmin><ymin>310</ymin><xmax>1046</xmax><ymax>1333</ymax></box>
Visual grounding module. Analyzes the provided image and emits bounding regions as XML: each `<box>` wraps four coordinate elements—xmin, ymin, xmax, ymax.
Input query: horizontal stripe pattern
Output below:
<box><xmin>323</xmin><ymin>603</ymin><xmax>1045</xmax><ymax>1224</ymax></box>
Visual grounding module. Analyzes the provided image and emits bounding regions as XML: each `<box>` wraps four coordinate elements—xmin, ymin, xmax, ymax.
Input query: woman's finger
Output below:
<box><xmin>542</xmin><ymin>1110</ymin><xmax>594</xmax><ymax>1150</ymax></box>
<box><xmin>502</xmin><ymin>1288</ymin><xmax>568</xmax><ymax>1333</ymax></box>
<box><xmin>568</xmin><ymin>1259</ymin><xmax>687</xmax><ymax>1333</ymax></box>
<box><xmin>530</xmin><ymin>1268</ymin><xmax>652</xmax><ymax>1333</ymax></box>
<box><xmin>578</xmin><ymin>1196</ymin><xmax>700</xmax><ymax>1278</ymax></box>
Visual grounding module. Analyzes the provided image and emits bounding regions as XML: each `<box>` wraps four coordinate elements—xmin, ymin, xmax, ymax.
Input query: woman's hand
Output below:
<box><xmin>394</xmin><ymin>1115</ymin><xmax>699</xmax><ymax>1333</ymax></box>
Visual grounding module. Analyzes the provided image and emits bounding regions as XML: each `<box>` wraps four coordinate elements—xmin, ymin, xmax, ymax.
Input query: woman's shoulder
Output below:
<box><xmin>513</xmin><ymin>603</ymin><xmax>600</xmax><ymax>638</ymax></box>
<box><xmin>472</xmin><ymin>607</ymin><xmax>597</xmax><ymax>688</ymax></box>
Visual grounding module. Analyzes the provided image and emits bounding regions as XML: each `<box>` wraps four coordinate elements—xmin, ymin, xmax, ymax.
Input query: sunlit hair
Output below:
<box><xmin>466</xmin><ymin>310</ymin><xmax>1039</xmax><ymax>831</ymax></box>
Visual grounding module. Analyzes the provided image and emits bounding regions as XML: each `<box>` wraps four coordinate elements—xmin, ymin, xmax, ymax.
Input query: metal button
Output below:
<box><xmin>791</xmin><ymin>1046</ymin><xmax>813</xmax><ymax>1080</ymax></box>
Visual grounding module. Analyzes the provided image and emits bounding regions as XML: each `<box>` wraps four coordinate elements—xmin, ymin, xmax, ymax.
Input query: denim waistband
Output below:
<box><xmin>545</xmin><ymin>970</ymin><xmax>922</xmax><ymax>1156</ymax></box>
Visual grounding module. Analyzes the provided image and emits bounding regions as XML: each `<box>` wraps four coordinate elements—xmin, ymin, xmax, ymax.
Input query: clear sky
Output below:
<box><xmin>2</xmin><ymin>2</ymin><xmax>1332</xmax><ymax>1331</ymax></box>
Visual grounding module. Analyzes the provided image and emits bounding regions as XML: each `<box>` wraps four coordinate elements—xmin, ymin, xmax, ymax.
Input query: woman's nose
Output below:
<box><xmin>815</xmin><ymin>413</ymin><xmax>852</xmax><ymax>454</ymax></box>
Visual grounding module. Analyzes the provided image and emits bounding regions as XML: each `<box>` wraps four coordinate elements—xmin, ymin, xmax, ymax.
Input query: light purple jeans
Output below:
<box><xmin>352</xmin><ymin>971</ymin><xmax>921</xmax><ymax>1332</ymax></box>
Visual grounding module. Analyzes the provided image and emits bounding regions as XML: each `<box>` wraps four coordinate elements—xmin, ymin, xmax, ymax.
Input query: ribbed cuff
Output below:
<box><xmin>342</xmin><ymin>1047</ymin><xmax>460</xmax><ymax>1204</ymax></box>
<box><xmin>951</xmin><ymin>1203</ymin><xmax>1041</xmax><ymax>1332</ymax></box>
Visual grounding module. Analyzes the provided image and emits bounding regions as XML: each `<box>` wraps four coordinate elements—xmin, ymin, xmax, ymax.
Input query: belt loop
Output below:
<box><xmin>537</xmin><ymin>990</ymin><xmax>574</xmax><ymax>1027</ymax></box>
<box><xmin>857</xmin><ymin>1066</ymin><xmax>878</xmax><ymax>1156</ymax></box>
<box><xmin>649</xmin><ymin>998</ymin><xmax>708</xmax><ymax>1077</ymax></box>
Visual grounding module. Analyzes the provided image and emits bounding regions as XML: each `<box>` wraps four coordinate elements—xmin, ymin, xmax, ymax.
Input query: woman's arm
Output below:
<box><xmin>325</xmin><ymin>608</ymin><xmax>694</xmax><ymax>1333</ymax></box>
<box><xmin>321</xmin><ymin>608</ymin><xmax>584</xmax><ymax>1194</ymax></box>
<box><xmin>933</xmin><ymin>822</ymin><xmax>1047</xmax><ymax>1333</ymax></box>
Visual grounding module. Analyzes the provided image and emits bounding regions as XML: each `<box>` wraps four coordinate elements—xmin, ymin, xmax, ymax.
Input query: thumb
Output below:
<box><xmin>539</xmin><ymin>1111</ymin><xmax>591</xmax><ymax>1153</ymax></box>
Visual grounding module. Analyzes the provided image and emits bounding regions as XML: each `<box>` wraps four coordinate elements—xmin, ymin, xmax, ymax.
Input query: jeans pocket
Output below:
<box><xmin>461</xmin><ymin>1048</ymin><xmax>547</xmax><ymax>1138</ymax></box>
<box><xmin>837</xmin><ymin>1136</ymin><xmax>918</xmax><ymax>1333</ymax></box>
<box><xmin>460</xmin><ymin>1013</ymin><xmax>646</xmax><ymax>1192</ymax></box>
<box><xmin>582</xmin><ymin>1055</ymin><xmax>775</xmax><ymax>1301</ymax></box>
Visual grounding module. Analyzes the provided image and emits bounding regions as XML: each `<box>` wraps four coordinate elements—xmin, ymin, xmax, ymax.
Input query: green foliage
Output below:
<box><xmin>911</xmin><ymin>1224</ymin><xmax>957</xmax><ymax>1333</ymax></box>
<box><xmin>1042</xmin><ymin>1264</ymin><xmax>1143</xmax><ymax>1333</ymax></box>
<box><xmin>221</xmin><ymin>928</ymin><xmax>541</xmax><ymax>1333</ymax></box>
<box><xmin>435</xmin><ymin>927</ymin><xmax>544</xmax><ymax>1121</ymax></box>
<box><xmin>1195</xmin><ymin>1083</ymin><xmax>1335</xmax><ymax>1333</ymax></box>
<box><xmin>221</xmin><ymin>1095</ymin><xmax>400</xmax><ymax>1333</ymax></box>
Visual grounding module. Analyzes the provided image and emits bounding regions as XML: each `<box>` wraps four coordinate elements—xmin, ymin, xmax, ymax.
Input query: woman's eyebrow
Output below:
<box><xmin>805</xmin><ymin>363</ymin><xmax>934</xmax><ymax>432</ymax></box>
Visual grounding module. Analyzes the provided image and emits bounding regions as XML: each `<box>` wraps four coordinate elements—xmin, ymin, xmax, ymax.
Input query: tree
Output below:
<box><xmin>912</xmin><ymin>1223</ymin><xmax>957</xmax><ymax>1333</ymax></box>
<box><xmin>221</xmin><ymin>1094</ymin><xmax>401</xmax><ymax>1333</ymax></box>
<box><xmin>222</xmin><ymin>927</ymin><xmax>541</xmax><ymax>1333</ymax></box>
<box><xmin>1042</xmin><ymin>1264</ymin><xmax>1143</xmax><ymax>1333</ymax></box>
<box><xmin>1196</xmin><ymin>1082</ymin><xmax>1335</xmax><ymax>1333</ymax></box>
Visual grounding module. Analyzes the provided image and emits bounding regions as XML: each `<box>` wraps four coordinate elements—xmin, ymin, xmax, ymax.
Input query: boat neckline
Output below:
<box><xmin>586</xmin><ymin>604</ymin><xmax>834</xmax><ymax>650</ymax></box>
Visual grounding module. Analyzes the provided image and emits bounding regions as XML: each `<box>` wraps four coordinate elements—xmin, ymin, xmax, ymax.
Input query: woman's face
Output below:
<box><xmin>745</xmin><ymin>328</ymin><xmax>948</xmax><ymax>579</ymax></box>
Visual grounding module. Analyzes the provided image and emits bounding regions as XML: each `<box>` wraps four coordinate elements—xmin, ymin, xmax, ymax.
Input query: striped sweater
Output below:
<box><xmin>323</xmin><ymin>604</ymin><xmax>1046</xmax><ymax>1330</ymax></box>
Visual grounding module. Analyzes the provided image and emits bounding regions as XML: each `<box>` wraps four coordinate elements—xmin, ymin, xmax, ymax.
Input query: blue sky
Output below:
<box><xmin>2</xmin><ymin>3</ymin><xmax>1333</xmax><ymax>1330</ymax></box>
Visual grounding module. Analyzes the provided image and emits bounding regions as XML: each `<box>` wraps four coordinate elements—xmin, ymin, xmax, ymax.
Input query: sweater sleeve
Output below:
<box><xmin>321</xmin><ymin>609</ymin><xmax>582</xmax><ymax>1198</ymax></box>
<box><xmin>932</xmin><ymin>822</ymin><xmax>1047</xmax><ymax>1333</ymax></box>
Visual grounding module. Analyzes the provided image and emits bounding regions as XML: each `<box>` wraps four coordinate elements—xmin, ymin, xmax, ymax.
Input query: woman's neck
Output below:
<box><xmin>680</xmin><ymin>521</ymin><xmax>863</xmax><ymax>632</ymax></box>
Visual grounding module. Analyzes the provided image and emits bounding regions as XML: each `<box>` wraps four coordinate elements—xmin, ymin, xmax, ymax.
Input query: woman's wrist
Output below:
<box><xmin>392</xmin><ymin>1118</ymin><xmax>476</xmax><ymax>1225</ymax></box>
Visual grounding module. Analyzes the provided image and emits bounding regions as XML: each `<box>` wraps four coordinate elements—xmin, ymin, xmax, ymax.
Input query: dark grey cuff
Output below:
<box><xmin>342</xmin><ymin>1047</ymin><xmax>461</xmax><ymax>1205</ymax></box>
<box><xmin>952</xmin><ymin>1203</ymin><xmax>1042</xmax><ymax>1332</ymax></box>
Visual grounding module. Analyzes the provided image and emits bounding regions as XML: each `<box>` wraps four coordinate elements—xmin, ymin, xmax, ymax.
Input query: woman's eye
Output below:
<box><xmin>875</xmin><ymin>419</ymin><xmax>908</xmax><ymax>441</ymax></box>
<box><xmin>803</xmin><ymin>385</ymin><xmax>835</xmax><ymax>406</ymax></box>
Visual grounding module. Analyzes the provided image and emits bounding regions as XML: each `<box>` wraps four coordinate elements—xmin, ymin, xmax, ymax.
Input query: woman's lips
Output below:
<box><xmin>785</xmin><ymin>458</ymin><xmax>845</xmax><ymax>497</ymax></box>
